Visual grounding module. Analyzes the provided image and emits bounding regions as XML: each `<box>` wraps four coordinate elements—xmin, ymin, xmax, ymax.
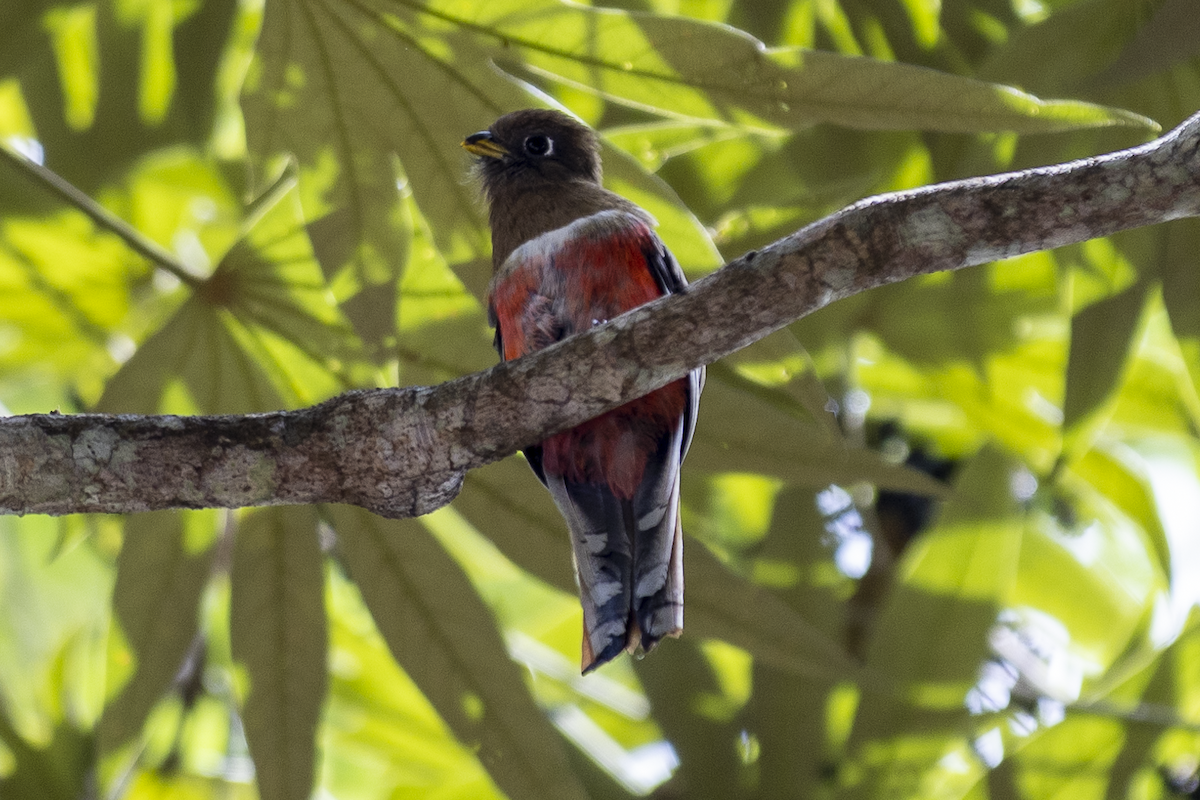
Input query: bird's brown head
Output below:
<box><xmin>463</xmin><ymin>109</ymin><xmax>602</xmax><ymax>202</ymax></box>
<box><xmin>464</xmin><ymin>109</ymin><xmax>628</xmax><ymax>269</ymax></box>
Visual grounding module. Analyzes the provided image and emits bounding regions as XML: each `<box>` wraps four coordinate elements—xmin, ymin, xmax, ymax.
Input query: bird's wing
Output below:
<box><xmin>638</xmin><ymin>229</ymin><xmax>705</xmax><ymax>462</ymax></box>
<box><xmin>626</xmin><ymin>229</ymin><xmax>700</xmax><ymax>651</ymax></box>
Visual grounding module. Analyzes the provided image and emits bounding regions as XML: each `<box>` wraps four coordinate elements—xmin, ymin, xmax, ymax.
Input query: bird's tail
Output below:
<box><xmin>547</xmin><ymin>473</ymin><xmax>684</xmax><ymax>674</ymax></box>
<box><xmin>627</xmin><ymin>493</ymin><xmax>684</xmax><ymax>657</ymax></box>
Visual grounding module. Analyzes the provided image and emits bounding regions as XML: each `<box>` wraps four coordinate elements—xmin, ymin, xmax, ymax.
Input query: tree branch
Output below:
<box><xmin>4</xmin><ymin>111</ymin><xmax>1200</xmax><ymax>519</ymax></box>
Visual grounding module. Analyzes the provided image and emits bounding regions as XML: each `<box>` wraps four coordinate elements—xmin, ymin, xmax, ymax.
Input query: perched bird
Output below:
<box><xmin>463</xmin><ymin>109</ymin><xmax>703</xmax><ymax>673</ymax></box>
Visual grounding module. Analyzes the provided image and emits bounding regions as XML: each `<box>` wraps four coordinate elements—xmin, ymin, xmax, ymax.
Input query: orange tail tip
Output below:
<box><xmin>581</xmin><ymin>612</ymin><xmax>684</xmax><ymax>674</ymax></box>
<box><xmin>581</xmin><ymin>614</ymin><xmax>637</xmax><ymax>675</ymax></box>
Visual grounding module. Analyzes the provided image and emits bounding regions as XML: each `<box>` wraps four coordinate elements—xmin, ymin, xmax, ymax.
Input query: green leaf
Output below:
<box><xmin>688</xmin><ymin>369</ymin><xmax>951</xmax><ymax>495</ymax></box>
<box><xmin>1069</xmin><ymin>446</ymin><xmax>1171</xmax><ymax>581</ymax></box>
<box><xmin>0</xmin><ymin>515</ymin><xmax>113</xmax><ymax>737</ymax></box>
<box><xmin>230</xmin><ymin>506</ymin><xmax>327</xmax><ymax>800</ymax></box>
<box><xmin>206</xmin><ymin>174</ymin><xmax>375</xmax><ymax>397</ymax></box>
<box><xmin>634</xmin><ymin>640</ymin><xmax>749</xmax><ymax>799</ymax></box>
<box><xmin>241</xmin><ymin>0</ymin><xmax>519</xmax><ymax>302</ymax></box>
<box><xmin>321</xmin><ymin>566</ymin><xmax>509</xmax><ymax>800</ymax></box>
<box><xmin>602</xmin><ymin>120</ymin><xmax>746</xmax><ymax>173</ymax></box>
<box><xmin>1013</xmin><ymin>496</ymin><xmax>1162</xmax><ymax>686</ymax></box>
<box><xmin>480</xmin><ymin>1</ymin><xmax>1155</xmax><ymax>133</ymax></box>
<box><xmin>740</xmin><ymin>485</ymin><xmax>866</xmax><ymax>794</ymax></box>
<box><xmin>1101</xmin><ymin>656</ymin><xmax>1174</xmax><ymax>800</ymax></box>
<box><xmin>849</xmin><ymin>274</ymin><xmax>1071</xmax><ymax>469</ymax></box>
<box><xmin>0</xmin><ymin>711</ymin><xmax>92</xmax><ymax>800</ymax></box>
<box><xmin>328</xmin><ymin>505</ymin><xmax>589</xmax><ymax>800</ymax></box>
<box><xmin>0</xmin><ymin>518</ymin><xmax>106</xmax><ymax>796</ymax></box>
<box><xmin>1160</xmin><ymin>220</ymin><xmax>1200</xmax><ymax>424</ymax></box>
<box><xmin>1062</xmin><ymin>278</ymin><xmax>1148</xmax><ymax>440</ymax></box>
<box><xmin>668</xmin><ymin>125</ymin><xmax>928</xmax><ymax>258</ymax></box>
<box><xmin>0</xmin><ymin>149</ymin><xmax>141</xmax><ymax>387</ymax></box>
<box><xmin>95</xmin><ymin>297</ymin><xmax>284</xmax><ymax>414</ymax></box>
<box><xmin>846</xmin><ymin>446</ymin><xmax>1024</xmax><ymax>797</ymax></box>
<box><xmin>708</xmin><ymin>342</ymin><xmax>841</xmax><ymax>441</ymax></box>
<box><xmin>863</xmin><ymin>262</ymin><xmax>1060</xmax><ymax>368</ymax></box>
<box><xmin>99</xmin><ymin>148</ymin><xmax>244</xmax><ymax>265</ymax></box>
<box><xmin>748</xmin><ymin>665</ymin><xmax>840</xmax><ymax>797</ymax></box>
<box><xmin>1007</xmin><ymin>713</ymin><xmax>1128</xmax><ymax>800</ymax></box>
<box><xmin>686</xmin><ymin>542</ymin><xmax>855</xmax><ymax>676</ymax></box>
<box><xmin>97</xmin><ymin>510</ymin><xmax>215</xmax><ymax>753</ymax></box>
<box><xmin>980</xmin><ymin>0</ymin><xmax>1164</xmax><ymax>101</ymax></box>
<box><xmin>456</xmin><ymin>459</ymin><xmax>578</xmax><ymax>592</ymax></box>
<box><xmin>243</xmin><ymin>0</ymin><xmax>1147</xmax><ymax>313</ymax></box>
<box><xmin>1</xmin><ymin>0</ymin><xmax>238</xmax><ymax>192</ymax></box>
<box><xmin>1164</xmin><ymin>616</ymin><xmax>1200</xmax><ymax>732</ymax></box>
<box><xmin>1091</xmin><ymin>0</ymin><xmax>1200</xmax><ymax>89</ymax></box>
<box><xmin>95</xmin><ymin>176</ymin><xmax>370</xmax><ymax>414</ymax></box>
<box><xmin>0</xmin><ymin>209</ymin><xmax>133</xmax><ymax>378</ymax></box>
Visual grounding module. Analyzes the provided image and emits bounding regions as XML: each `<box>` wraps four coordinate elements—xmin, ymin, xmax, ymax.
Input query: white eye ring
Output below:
<box><xmin>524</xmin><ymin>135</ymin><xmax>553</xmax><ymax>157</ymax></box>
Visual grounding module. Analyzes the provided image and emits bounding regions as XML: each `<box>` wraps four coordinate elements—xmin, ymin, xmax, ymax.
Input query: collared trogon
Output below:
<box><xmin>463</xmin><ymin>109</ymin><xmax>704</xmax><ymax>673</ymax></box>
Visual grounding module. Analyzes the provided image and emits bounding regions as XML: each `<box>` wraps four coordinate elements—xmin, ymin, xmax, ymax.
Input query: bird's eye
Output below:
<box><xmin>524</xmin><ymin>135</ymin><xmax>553</xmax><ymax>157</ymax></box>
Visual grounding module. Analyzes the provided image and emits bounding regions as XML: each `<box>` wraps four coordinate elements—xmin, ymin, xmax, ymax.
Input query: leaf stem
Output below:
<box><xmin>0</xmin><ymin>143</ymin><xmax>202</xmax><ymax>289</ymax></box>
<box><xmin>241</xmin><ymin>156</ymin><xmax>299</xmax><ymax>233</ymax></box>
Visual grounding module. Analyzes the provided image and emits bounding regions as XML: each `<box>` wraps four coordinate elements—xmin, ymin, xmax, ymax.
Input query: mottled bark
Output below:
<box><xmin>4</xmin><ymin>111</ymin><xmax>1200</xmax><ymax>518</ymax></box>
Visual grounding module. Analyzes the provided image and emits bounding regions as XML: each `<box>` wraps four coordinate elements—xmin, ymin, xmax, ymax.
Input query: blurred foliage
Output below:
<box><xmin>1</xmin><ymin>0</ymin><xmax>1199</xmax><ymax>798</ymax></box>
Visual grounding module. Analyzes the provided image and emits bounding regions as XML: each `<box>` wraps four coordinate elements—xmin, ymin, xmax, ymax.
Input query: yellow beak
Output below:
<box><xmin>462</xmin><ymin>131</ymin><xmax>509</xmax><ymax>159</ymax></box>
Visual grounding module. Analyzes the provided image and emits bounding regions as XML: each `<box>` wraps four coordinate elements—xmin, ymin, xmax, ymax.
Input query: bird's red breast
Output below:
<box><xmin>489</xmin><ymin>210</ymin><xmax>687</xmax><ymax>498</ymax></box>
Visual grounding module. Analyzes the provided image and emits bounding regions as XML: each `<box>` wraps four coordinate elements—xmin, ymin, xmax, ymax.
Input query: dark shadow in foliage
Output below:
<box><xmin>873</xmin><ymin>422</ymin><xmax>959</xmax><ymax>556</ymax></box>
<box><xmin>1106</xmin><ymin>653</ymin><xmax>1175</xmax><ymax>800</ymax></box>
<box><xmin>743</xmin><ymin>486</ymin><xmax>857</xmax><ymax>797</ymax></box>
<box><xmin>0</xmin><ymin>710</ymin><xmax>93</xmax><ymax>800</ymax></box>
<box><xmin>7</xmin><ymin>0</ymin><xmax>239</xmax><ymax>191</ymax></box>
